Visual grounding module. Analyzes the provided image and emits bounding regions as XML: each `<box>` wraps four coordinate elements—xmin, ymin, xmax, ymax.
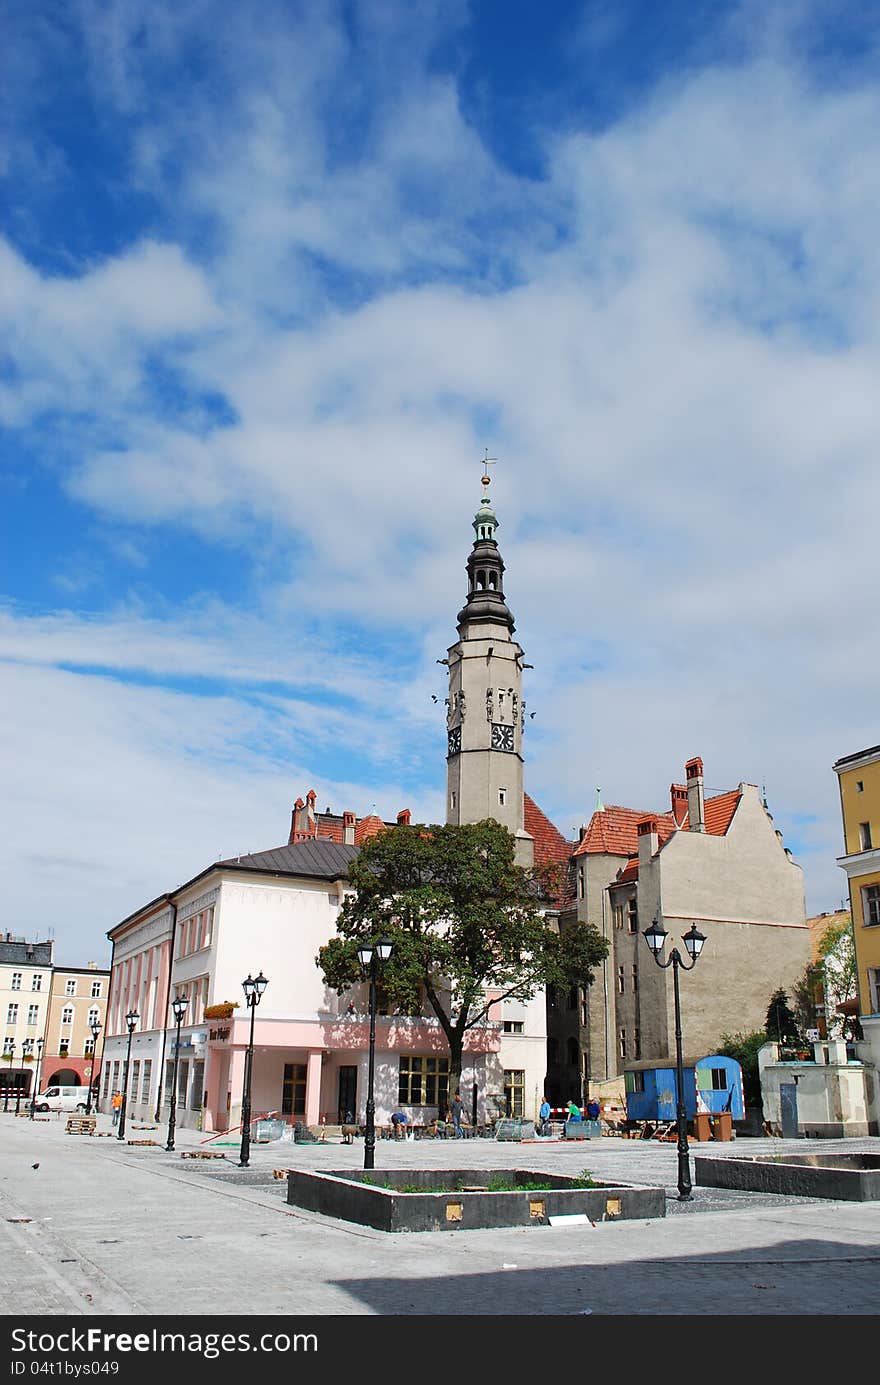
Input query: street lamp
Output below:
<box><xmin>29</xmin><ymin>1039</ymin><xmax>44</xmax><ymax>1120</ymax></box>
<box><xmin>85</xmin><ymin>1021</ymin><xmax>102</xmax><ymax>1115</ymax></box>
<box><xmin>165</xmin><ymin>993</ymin><xmax>188</xmax><ymax>1152</ymax></box>
<box><xmin>3</xmin><ymin>1042</ymin><xmax>15</xmax><ymax>1112</ymax></box>
<box><xmin>116</xmin><ymin>1009</ymin><xmax>139</xmax><ymax>1142</ymax></box>
<box><xmin>643</xmin><ymin>918</ymin><xmax>706</xmax><ymax>1201</ymax></box>
<box><xmin>238</xmin><ymin>972</ymin><xmax>268</xmax><ymax>1168</ymax></box>
<box><xmin>357</xmin><ymin>937</ymin><xmax>393</xmax><ymax>1171</ymax></box>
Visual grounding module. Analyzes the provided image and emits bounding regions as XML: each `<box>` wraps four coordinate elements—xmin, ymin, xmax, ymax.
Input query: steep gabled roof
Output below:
<box><xmin>573</xmin><ymin>790</ymin><xmax>742</xmax><ymax>859</ymax></box>
<box><xmin>573</xmin><ymin>805</ymin><xmax>678</xmax><ymax>858</ymax></box>
<box><xmin>524</xmin><ymin>793</ymin><xmax>573</xmax><ymax>869</ymax></box>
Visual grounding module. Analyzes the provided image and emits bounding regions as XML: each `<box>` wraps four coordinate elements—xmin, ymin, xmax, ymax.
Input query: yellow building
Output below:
<box><xmin>833</xmin><ymin>744</ymin><xmax>880</xmax><ymax>1022</ymax></box>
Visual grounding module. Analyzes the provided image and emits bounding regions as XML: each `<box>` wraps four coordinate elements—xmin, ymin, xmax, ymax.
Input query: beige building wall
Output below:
<box><xmin>44</xmin><ymin>964</ymin><xmax>109</xmax><ymax>1087</ymax></box>
<box><xmin>637</xmin><ymin>786</ymin><xmax>809</xmax><ymax>1063</ymax></box>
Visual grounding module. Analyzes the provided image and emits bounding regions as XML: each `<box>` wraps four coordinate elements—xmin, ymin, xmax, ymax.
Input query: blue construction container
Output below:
<box><xmin>624</xmin><ymin>1054</ymin><xmax>744</xmax><ymax>1123</ymax></box>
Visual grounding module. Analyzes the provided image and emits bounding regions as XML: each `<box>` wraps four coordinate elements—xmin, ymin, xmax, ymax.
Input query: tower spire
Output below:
<box><xmin>456</xmin><ymin>452</ymin><xmax>514</xmax><ymax>634</ymax></box>
<box><xmin>445</xmin><ymin>456</ymin><xmax>533</xmax><ymax>865</ymax></box>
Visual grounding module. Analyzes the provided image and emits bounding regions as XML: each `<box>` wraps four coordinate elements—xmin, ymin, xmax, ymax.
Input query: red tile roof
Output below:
<box><xmin>523</xmin><ymin>793</ymin><xmax>573</xmax><ymax>869</ymax></box>
<box><xmin>573</xmin><ymin>791</ymin><xmax>741</xmax><ymax>857</ymax></box>
<box><xmin>703</xmin><ymin>789</ymin><xmax>740</xmax><ymax>836</ymax></box>
<box><xmin>354</xmin><ymin>814</ymin><xmax>386</xmax><ymax>845</ymax></box>
<box><xmin>614</xmin><ymin>858</ymin><xmax>640</xmax><ymax>885</ymax></box>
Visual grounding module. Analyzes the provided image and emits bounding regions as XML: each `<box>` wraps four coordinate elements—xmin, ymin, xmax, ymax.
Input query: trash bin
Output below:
<box><xmin>693</xmin><ymin>1111</ymin><xmax>712</xmax><ymax>1142</ymax></box>
<box><xmin>711</xmin><ymin>1111</ymin><xmax>733</xmax><ymax>1142</ymax></box>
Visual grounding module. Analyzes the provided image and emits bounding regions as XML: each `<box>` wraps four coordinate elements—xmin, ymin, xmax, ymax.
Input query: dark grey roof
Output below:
<box><xmin>0</xmin><ymin>941</ymin><xmax>53</xmax><ymax>967</ymax></box>
<box><xmin>833</xmin><ymin>744</ymin><xmax>880</xmax><ymax>770</ymax></box>
<box><xmin>217</xmin><ymin>839</ymin><xmax>359</xmax><ymax>879</ymax></box>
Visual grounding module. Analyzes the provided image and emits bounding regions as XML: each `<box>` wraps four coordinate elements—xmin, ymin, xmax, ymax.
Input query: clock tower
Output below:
<box><xmin>444</xmin><ymin>467</ymin><xmax>534</xmax><ymax>867</ymax></box>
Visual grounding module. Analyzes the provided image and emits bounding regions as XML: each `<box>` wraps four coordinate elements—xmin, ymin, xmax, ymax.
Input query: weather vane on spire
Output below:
<box><xmin>480</xmin><ymin>449</ymin><xmax>497</xmax><ymax>489</ymax></box>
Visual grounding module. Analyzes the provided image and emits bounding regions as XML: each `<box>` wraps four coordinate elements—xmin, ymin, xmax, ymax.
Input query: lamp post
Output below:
<box><xmin>3</xmin><ymin>1043</ymin><xmax>14</xmax><ymax>1112</ymax></box>
<box><xmin>116</xmin><ymin>1009</ymin><xmax>139</xmax><ymax>1142</ymax></box>
<box><xmin>643</xmin><ymin>918</ymin><xmax>706</xmax><ymax>1201</ymax></box>
<box><xmin>85</xmin><ymin>1021</ymin><xmax>102</xmax><ymax>1115</ymax></box>
<box><xmin>29</xmin><ymin>1039</ymin><xmax>44</xmax><ymax>1120</ymax></box>
<box><xmin>165</xmin><ymin>993</ymin><xmax>188</xmax><ymax>1152</ymax></box>
<box><xmin>357</xmin><ymin>937</ymin><xmax>393</xmax><ymax>1171</ymax></box>
<box><xmin>238</xmin><ymin>973</ymin><xmax>268</xmax><ymax>1168</ymax></box>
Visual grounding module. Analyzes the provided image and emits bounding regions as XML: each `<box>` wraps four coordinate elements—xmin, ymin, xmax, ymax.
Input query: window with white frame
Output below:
<box><xmin>868</xmin><ymin>968</ymin><xmax>880</xmax><ymax>1014</ymax></box>
<box><xmin>61</xmin><ymin>1005</ymin><xmax>73</xmax><ymax>1026</ymax></box>
<box><xmin>91</xmin><ymin>980</ymin><xmax>101</xmax><ymax>998</ymax></box>
<box><xmin>131</xmin><ymin>1061</ymin><xmax>140</xmax><ymax>1103</ymax></box>
<box><xmin>10</xmin><ymin>972</ymin><xmax>21</xmax><ymax>991</ymax></box>
<box><xmin>31</xmin><ymin>974</ymin><xmax>42</xmax><ymax>991</ymax></box>
<box><xmin>88</xmin><ymin>1006</ymin><xmax>99</xmax><ymax>1026</ymax></box>
<box><xmin>6</xmin><ymin>1003</ymin><xmax>18</xmax><ymax>1025</ymax></box>
<box><xmin>140</xmin><ymin>1059</ymin><xmax>152</xmax><ymax>1103</ymax></box>
<box><xmin>27</xmin><ymin>1005</ymin><xmax>39</xmax><ymax>1026</ymax></box>
<box><xmin>864</xmin><ymin>885</ymin><xmax>880</xmax><ymax>927</ymax></box>
<box><xmin>84</xmin><ymin>1037</ymin><xmax>95</xmax><ymax>1055</ymax></box>
<box><xmin>2</xmin><ymin>1038</ymin><xmax>14</xmax><ymax>1056</ymax></box>
<box><xmin>65</xmin><ymin>979</ymin><xmax>76</xmax><ymax>996</ymax></box>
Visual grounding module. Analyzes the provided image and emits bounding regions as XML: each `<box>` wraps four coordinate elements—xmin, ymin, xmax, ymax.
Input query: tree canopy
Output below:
<box><xmin>317</xmin><ymin>819</ymin><xmax>609</xmax><ymax>1097</ymax></box>
<box><xmin>765</xmin><ymin>988</ymin><xmax>798</xmax><ymax>1042</ymax></box>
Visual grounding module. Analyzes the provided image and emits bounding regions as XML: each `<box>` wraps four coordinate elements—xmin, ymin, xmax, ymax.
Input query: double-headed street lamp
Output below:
<box><xmin>165</xmin><ymin>993</ymin><xmax>189</xmax><ymax>1152</ymax></box>
<box><xmin>29</xmin><ymin>1038</ymin><xmax>44</xmax><ymax>1120</ymax></box>
<box><xmin>85</xmin><ymin>1020</ymin><xmax>102</xmax><ymax>1115</ymax></box>
<box><xmin>238</xmin><ymin>972</ymin><xmax>268</xmax><ymax>1168</ymax></box>
<box><xmin>357</xmin><ymin>937</ymin><xmax>393</xmax><ymax>1171</ymax></box>
<box><xmin>116</xmin><ymin>1009</ymin><xmax>139</xmax><ymax>1142</ymax></box>
<box><xmin>643</xmin><ymin>917</ymin><xmax>707</xmax><ymax>1201</ymax></box>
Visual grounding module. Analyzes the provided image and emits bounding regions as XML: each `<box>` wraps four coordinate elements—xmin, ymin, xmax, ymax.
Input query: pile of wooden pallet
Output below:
<box><xmin>65</xmin><ymin>1115</ymin><xmax>97</xmax><ymax>1135</ymax></box>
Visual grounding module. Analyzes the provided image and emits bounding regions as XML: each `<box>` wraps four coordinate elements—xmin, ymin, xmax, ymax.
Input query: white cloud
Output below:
<box><xmin>3</xmin><ymin>3</ymin><xmax>879</xmax><ymax>954</ymax></box>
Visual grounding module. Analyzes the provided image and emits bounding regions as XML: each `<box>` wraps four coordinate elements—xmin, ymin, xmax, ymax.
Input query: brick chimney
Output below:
<box><xmin>343</xmin><ymin>811</ymin><xmax>356</xmax><ymax>845</ymax></box>
<box><xmin>685</xmin><ymin>758</ymin><xmax>705</xmax><ymax>832</ymax></box>
<box><xmin>670</xmin><ymin>784</ymin><xmax>688</xmax><ymax>828</ymax></box>
<box><xmin>637</xmin><ymin>817</ymin><xmax>659</xmax><ymax>867</ymax></box>
<box><xmin>396</xmin><ymin>809</ymin><xmax>411</xmax><ymax>826</ymax></box>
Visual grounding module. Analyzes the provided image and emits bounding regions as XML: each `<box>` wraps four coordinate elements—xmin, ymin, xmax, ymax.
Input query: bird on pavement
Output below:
<box><xmin>31</xmin><ymin>1163</ymin><xmax>39</xmax><ymax>1170</ymax></box>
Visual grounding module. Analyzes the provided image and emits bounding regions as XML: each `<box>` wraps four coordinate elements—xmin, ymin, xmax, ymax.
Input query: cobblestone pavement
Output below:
<box><xmin>1</xmin><ymin>1111</ymin><xmax>878</xmax><ymax>1317</ymax></box>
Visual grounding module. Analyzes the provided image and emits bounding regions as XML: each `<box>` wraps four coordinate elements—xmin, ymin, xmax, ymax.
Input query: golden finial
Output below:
<box><xmin>480</xmin><ymin>449</ymin><xmax>497</xmax><ymax>489</ymax></box>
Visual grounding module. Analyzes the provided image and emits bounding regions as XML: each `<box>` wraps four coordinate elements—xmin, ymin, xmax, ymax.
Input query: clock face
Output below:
<box><xmin>491</xmin><ymin>722</ymin><xmax>515</xmax><ymax>752</ymax></box>
<box><xmin>447</xmin><ymin>726</ymin><xmax>461</xmax><ymax>756</ymax></box>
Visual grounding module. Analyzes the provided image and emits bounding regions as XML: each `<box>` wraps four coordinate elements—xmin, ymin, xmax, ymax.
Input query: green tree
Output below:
<box><xmin>718</xmin><ymin>1030</ymin><xmax>768</xmax><ymax>1110</ymax></box>
<box><xmin>816</xmin><ymin>918</ymin><xmax>858</xmax><ymax>1038</ymax></box>
<box><xmin>317</xmin><ymin>819</ymin><xmax>609</xmax><ymax>1099</ymax></box>
<box><xmin>765</xmin><ymin>988</ymin><xmax>798</xmax><ymax>1043</ymax></box>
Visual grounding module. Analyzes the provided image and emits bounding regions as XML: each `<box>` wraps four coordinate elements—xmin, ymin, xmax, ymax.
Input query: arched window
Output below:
<box><xmin>476</xmin><ymin>570</ymin><xmax>487</xmax><ymax>589</ymax></box>
<box><xmin>488</xmin><ymin>571</ymin><xmax>497</xmax><ymax>588</ymax></box>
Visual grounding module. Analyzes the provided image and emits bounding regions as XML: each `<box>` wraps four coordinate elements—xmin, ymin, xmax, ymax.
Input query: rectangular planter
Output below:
<box><xmin>695</xmin><ymin>1153</ymin><xmax>880</xmax><ymax>1201</ymax></box>
<box><xmin>287</xmin><ymin>1167</ymin><xmax>665</xmax><ymax>1231</ymax></box>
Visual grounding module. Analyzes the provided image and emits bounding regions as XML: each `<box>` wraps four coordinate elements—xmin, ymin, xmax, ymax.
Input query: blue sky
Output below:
<box><xmin>3</xmin><ymin>0</ymin><xmax>879</xmax><ymax>964</ymax></box>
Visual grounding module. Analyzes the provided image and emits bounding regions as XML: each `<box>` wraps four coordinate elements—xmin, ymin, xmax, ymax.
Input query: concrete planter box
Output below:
<box><xmin>287</xmin><ymin>1167</ymin><xmax>665</xmax><ymax>1231</ymax></box>
<box><xmin>695</xmin><ymin>1152</ymin><xmax>880</xmax><ymax>1201</ymax></box>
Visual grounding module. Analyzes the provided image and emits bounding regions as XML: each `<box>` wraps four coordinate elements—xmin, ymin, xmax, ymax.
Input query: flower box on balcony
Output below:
<box><xmin>204</xmin><ymin>1002</ymin><xmax>239</xmax><ymax>1020</ymax></box>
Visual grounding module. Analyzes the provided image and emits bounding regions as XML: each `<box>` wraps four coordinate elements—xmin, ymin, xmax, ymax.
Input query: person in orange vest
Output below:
<box><xmin>111</xmin><ymin>1091</ymin><xmax>122</xmax><ymax>1127</ymax></box>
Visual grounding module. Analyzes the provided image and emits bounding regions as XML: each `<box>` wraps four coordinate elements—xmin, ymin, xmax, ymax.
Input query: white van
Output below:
<box><xmin>33</xmin><ymin>1085</ymin><xmax>91</xmax><ymax>1113</ymax></box>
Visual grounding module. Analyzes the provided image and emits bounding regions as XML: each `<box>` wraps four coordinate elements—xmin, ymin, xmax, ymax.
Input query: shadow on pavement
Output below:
<box><xmin>335</xmin><ymin>1237</ymin><xmax>880</xmax><ymax>1315</ymax></box>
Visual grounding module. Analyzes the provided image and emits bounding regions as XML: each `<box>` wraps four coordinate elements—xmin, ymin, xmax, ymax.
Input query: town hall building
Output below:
<box><xmin>102</xmin><ymin>468</ymin><xmax>810</xmax><ymax>1130</ymax></box>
